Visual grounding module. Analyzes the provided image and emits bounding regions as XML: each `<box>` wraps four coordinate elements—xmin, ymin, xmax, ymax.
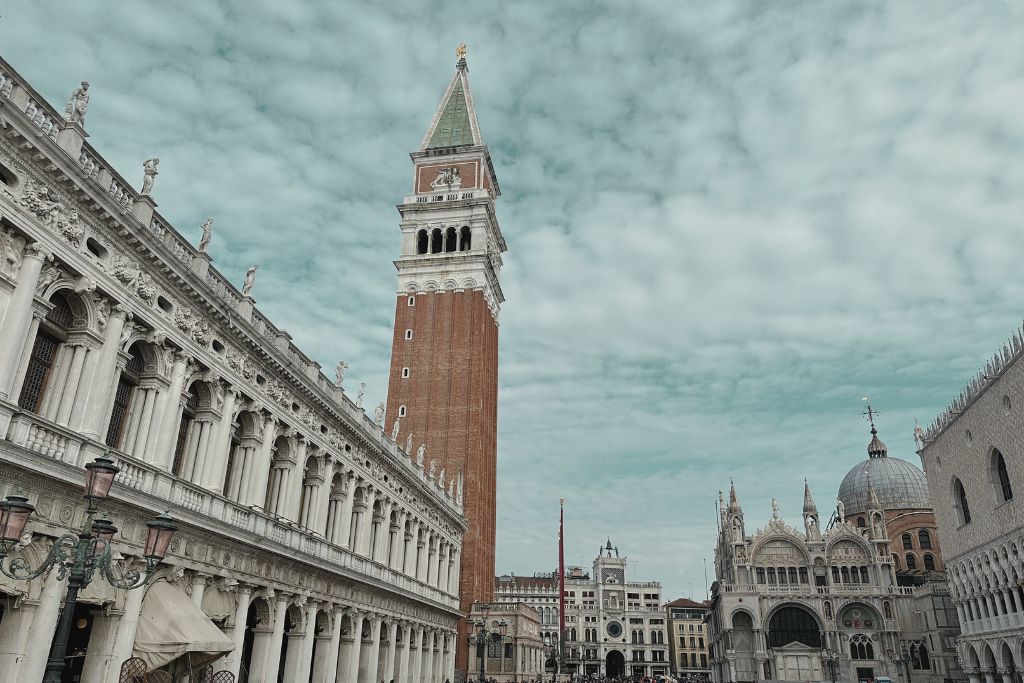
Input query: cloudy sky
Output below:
<box><xmin>4</xmin><ymin>1</ymin><xmax>1023</xmax><ymax>600</ymax></box>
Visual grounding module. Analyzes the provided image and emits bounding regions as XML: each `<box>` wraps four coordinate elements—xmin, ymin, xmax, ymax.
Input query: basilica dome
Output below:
<box><xmin>837</xmin><ymin>426</ymin><xmax>933</xmax><ymax>515</ymax></box>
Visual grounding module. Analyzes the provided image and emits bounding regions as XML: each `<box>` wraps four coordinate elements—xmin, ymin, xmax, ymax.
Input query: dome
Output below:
<box><xmin>838</xmin><ymin>431</ymin><xmax>932</xmax><ymax>514</ymax></box>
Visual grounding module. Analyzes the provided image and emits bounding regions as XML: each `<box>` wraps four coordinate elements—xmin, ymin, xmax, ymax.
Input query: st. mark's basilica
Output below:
<box><xmin>0</xmin><ymin>30</ymin><xmax>1022</xmax><ymax>683</ymax></box>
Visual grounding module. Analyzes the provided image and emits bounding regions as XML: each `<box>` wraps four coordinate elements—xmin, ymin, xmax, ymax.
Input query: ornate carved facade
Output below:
<box><xmin>707</xmin><ymin>460</ymin><xmax>961</xmax><ymax>683</ymax></box>
<box><xmin>0</xmin><ymin>54</ymin><xmax>466</xmax><ymax>682</ymax></box>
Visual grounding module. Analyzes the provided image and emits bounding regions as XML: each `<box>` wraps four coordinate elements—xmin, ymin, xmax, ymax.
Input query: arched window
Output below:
<box><xmin>857</xmin><ymin>516</ymin><xmax>866</xmax><ymax>528</ymax></box>
<box><xmin>416</xmin><ymin>229</ymin><xmax>428</xmax><ymax>254</ymax></box>
<box><xmin>906</xmin><ymin>554</ymin><xmax>917</xmax><ymax>570</ymax></box>
<box><xmin>105</xmin><ymin>345</ymin><xmax>144</xmax><ymax>448</ymax></box>
<box><xmin>892</xmin><ymin>554</ymin><xmax>900</xmax><ymax>569</ymax></box>
<box><xmin>911</xmin><ymin>643</ymin><xmax>930</xmax><ymax>670</ymax></box>
<box><xmin>992</xmin><ymin>449</ymin><xmax>1013</xmax><ymax>502</ymax></box>
<box><xmin>841</xmin><ymin>567</ymin><xmax>850</xmax><ymax>584</ymax></box>
<box><xmin>923</xmin><ymin>554</ymin><xmax>935</xmax><ymax>571</ymax></box>
<box><xmin>767</xmin><ymin>606</ymin><xmax>821</xmax><ymax>648</ymax></box>
<box><xmin>459</xmin><ymin>226</ymin><xmax>471</xmax><ymax>251</ymax></box>
<box><xmin>918</xmin><ymin>530</ymin><xmax>932</xmax><ymax>550</ymax></box>
<box><xmin>849</xmin><ymin>634</ymin><xmax>874</xmax><ymax>660</ymax></box>
<box><xmin>787</xmin><ymin>567</ymin><xmax>798</xmax><ymax>584</ymax></box>
<box><xmin>444</xmin><ymin>227</ymin><xmax>457</xmax><ymax>252</ymax></box>
<box><xmin>778</xmin><ymin>567</ymin><xmax>787</xmax><ymax>584</ymax></box>
<box><xmin>756</xmin><ymin>567</ymin><xmax>765</xmax><ymax>584</ymax></box>
<box><xmin>954</xmin><ymin>478</ymin><xmax>972</xmax><ymax>524</ymax></box>
<box><xmin>860</xmin><ymin>566</ymin><xmax>869</xmax><ymax>583</ymax></box>
<box><xmin>18</xmin><ymin>292</ymin><xmax>73</xmax><ymax>414</ymax></box>
<box><xmin>430</xmin><ymin>228</ymin><xmax>443</xmax><ymax>254</ymax></box>
<box><xmin>883</xmin><ymin>602</ymin><xmax>893</xmax><ymax>619</ymax></box>
<box><xmin>902</xmin><ymin>533</ymin><xmax>913</xmax><ymax>550</ymax></box>
<box><xmin>766</xmin><ymin>568</ymin><xmax>776</xmax><ymax>585</ymax></box>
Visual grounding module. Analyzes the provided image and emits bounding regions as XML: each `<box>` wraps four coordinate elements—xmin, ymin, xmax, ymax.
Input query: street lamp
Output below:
<box><xmin>470</xmin><ymin>618</ymin><xmax>509</xmax><ymax>683</ymax></box>
<box><xmin>0</xmin><ymin>455</ymin><xmax>177</xmax><ymax>683</ymax></box>
<box><xmin>888</xmin><ymin>644</ymin><xmax>912</xmax><ymax>683</ymax></box>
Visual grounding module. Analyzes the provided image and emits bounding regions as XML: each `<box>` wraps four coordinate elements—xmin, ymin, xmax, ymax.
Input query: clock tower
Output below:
<box><xmin>385</xmin><ymin>46</ymin><xmax>506</xmax><ymax>677</ymax></box>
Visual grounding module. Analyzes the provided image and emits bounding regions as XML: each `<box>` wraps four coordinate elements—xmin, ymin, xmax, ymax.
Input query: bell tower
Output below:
<box><xmin>385</xmin><ymin>45</ymin><xmax>506</xmax><ymax>677</ymax></box>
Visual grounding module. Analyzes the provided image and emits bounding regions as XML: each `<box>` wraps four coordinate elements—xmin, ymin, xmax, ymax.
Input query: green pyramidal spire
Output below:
<box><xmin>420</xmin><ymin>54</ymin><xmax>483</xmax><ymax>151</ymax></box>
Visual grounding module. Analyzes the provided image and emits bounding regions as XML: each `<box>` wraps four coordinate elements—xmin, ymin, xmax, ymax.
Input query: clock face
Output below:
<box><xmin>607</xmin><ymin>622</ymin><xmax>623</xmax><ymax>638</ymax></box>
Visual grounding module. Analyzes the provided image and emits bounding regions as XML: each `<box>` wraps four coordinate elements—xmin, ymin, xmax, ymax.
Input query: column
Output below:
<box><xmin>18</xmin><ymin>567</ymin><xmax>66</xmax><ymax>683</ymax></box>
<box><xmin>263</xmin><ymin>595</ymin><xmax>290</xmax><ymax>682</ymax></box>
<box><xmin>416</xmin><ymin>532</ymin><xmax>429</xmax><ymax>581</ymax></box>
<box><xmin>297</xmin><ymin>606</ymin><xmax>318</xmax><ymax>683</ymax></box>
<box><xmin>1000</xmin><ymin>668</ymin><xmax>1014</xmax><ymax>683</ymax></box>
<box><xmin>219</xmin><ymin>584</ymin><xmax>252</xmax><ymax>678</ymax></box>
<box><xmin>326</xmin><ymin>492</ymin><xmax>342</xmax><ymax>544</ymax></box>
<box><xmin>390</xmin><ymin>512</ymin><xmax>407</xmax><ymax>570</ymax></box>
<box><xmin>0</xmin><ymin>244</ymin><xmax>49</xmax><ymax>399</ymax></box>
<box><xmin>346</xmin><ymin>612</ymin><xmax>366</xmax><ymax>683</ymax></box>
<box><xmin>410</xmin><ymin>627</ymin><xmax>423</xmax><ymax>683</ymax></box>
<box><xmin>438</xmin><ymin>543</ymin><xmax>451</xmax><ymax>592</ymax></box>
<box><xmin>78</xmin><ymin>304</ymin><xmax>129</xmax><ymax>438</ymax></box>
<box><xmin>448</xmin><ymin>548</ymin><xmax>461</xmax><ymax>594</ymax></box>
<box><xmin>398</xmin><ymin>623</ymin><xmax>412</xmax><ymax>683</ymax></box>
<box><xmin>128</xmin><ymin>384</ymin><xmax>160</xmax><ymax>457</ymax></box>
<box><xmin>286</xmin><ymin>438</ymin><xmax>310</xmax><ymax>520</ymax></box>
<box><xmin>284</xmin><ymin>606</ymin><xmax>316</xmax><ymax>683</ymax></box>
<box><xmin>246</xmin><ymin>416</ymin><xmax>278</xmax><ymax>507</ymax></box>
<box><xmin>384</xmin><ymin>621</ymin><xmax>399</xmax><ymax>683</ymax></box>
<box><xmin>358</xmin><ymin>492</ymin><xmax>376</xmax><ymax>556</ymax></box>
<box><xmin>427</xmin><ymin>536</ymin><xmax>439</xmax><ymax>586</ymax></box>
<box><xmin>201</xmin><ymin>386</ymin><xmax>238</xmax><ymax>493</ymax></box>
<box><xmin>403</xmin><ymin>521</ymin><xmax>418</xmax><ymax>575</ymax></box>
<box><xmin>152</xmin><ymin>352</ymin><xmax>190</xmax><ymax>470</ymax></box>
<box><xmin>985</xmin><ymin>671</ymin><xmax>997</xmax><ymax>683</ymax></box>
<box><xmin>53</xmin><ymin>343</ymin><xmax>88</xmax><ymax>424</ymax></box>
<box><xmin>365</xmin><ymin>617</ymin><xmax>383</xmax><ymax>683</ymax></box>
<box><xmin>965</xmin><ymin>670</ymin><xmax>981</xmax><ymax>683</ymax></box>
<box><xmin>340</xmin><ymin>477</ymin><xmax>356</xmax><ymax>549</ymax></box>
<box><xmin>100</xmin><ymin>571</ymin><xmax>147</xmax><ymax>683</ymax></box>
<box><xmin>446</xmin><ymin>633</ymin><xmax>457</xmax><ymax>683</ymax></box>
<box><xmin>422</xmin><ymin>630</ymin><xmax>434</xmax><ymax>683</ymax></box>
<box><xmin>314</xmin><ymin>606</ymin><xmax>344</xmax><ymax>683</ymax></box>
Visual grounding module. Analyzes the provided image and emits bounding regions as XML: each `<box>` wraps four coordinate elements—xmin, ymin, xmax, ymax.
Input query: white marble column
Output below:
<box><xmin>218</xmin><ymin>584</ymin><xmax>252</xmax><ymax>678</ymax></box>
<box><xmin>365</xmin><ymin>617</ymin><xmax>383</xmax><ymax>683</ymax></box>
<box><xmin>339</xmin><ymin>477</ymin><xmax>356</xmax><ymax>549</ymax></box>
<box><xmin>201</xmin><ymin>386</ymin><xmax>238</xmax><ymax>493</ymax></box>
<box><xmin>263</xmin><ymin>595</ymin><xmax>290</xmax><ymax>682</ymax></box>
<box><xmin>398</xmin><ymin>623</ymin><xmax>412</xmax><ymax>683</ymax></box>
<box><xmin>383</xmin><ymin>621</ymin><xmax>398</xmax><ymax>683</ymax></box>
<box><xmin>346</xmin><ymin>612</ymin><xmax>366</xmax><ymax>683</ymax></box>
<box><xmin>247</xmin><ymin>417</ymin><xmax>279</xmax><ymax>508</ymax></box>
<box><xmin>100</xmin><ymin>571</ymin><xmax>147</xmax><ymax>683</ymax></box>
<box><xmin>152</xmin><ymin>352</ymin><xmax>190</xmax><ymax>470</ymax></box>
<box><xmin>314</xmin><ymin>606</ymin><xmax>344</xmax><ymax>683</ymax></box>
<box><xmin>0</xmin><ymin>245</ymin><xmax>49</xmax><ymax>400</ymax></box>
<box><xmin>422</xmin><ymin>630</ymin><xmax>434</xmax><ymax>683</ymax></box>
<box><xmin>410</xmin><ymin>627</ymin><xmax>423</xmax><ymax>683</ymax></box>
<box><xmin>78</xmin><ymin>304</ymin><xmax>129</xmax><ymax>438</ymax></box>
<box><xmin>18</xmin><ymin>567</ymin><xmax>66</xmax><ymax>683</ymax></box>
<box><xmin>417</xmin><ymin>532</ymin><xmax>430</xmax><ymax>582</ymax></box>
<box><xmin>403</xmin><ymin>521</ymin><xmax>417</xmax><ymax>575</ymax></box>
<box><xmin>427</xmin><ymin>536</ymin><xmax>439</xmax><ymax>586</ymax></box>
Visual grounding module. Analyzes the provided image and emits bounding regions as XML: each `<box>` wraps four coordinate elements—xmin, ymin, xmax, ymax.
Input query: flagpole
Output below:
<box><xmin>559</xmin><ymin>498</ymin><xmax>566</xmax><ymax>682</ymax></box>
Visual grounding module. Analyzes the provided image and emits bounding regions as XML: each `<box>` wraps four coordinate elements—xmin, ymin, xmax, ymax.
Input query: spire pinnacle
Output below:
<box><xmin>803</xmin><ymin>479</ymin><xmax>817</xmax><ymax>513</ymax></box>
<box><xmin>861</xmin><ymin>397</ymin><xmax>888</xmax><ymax>458</ymax></box>
<box><xmin>456</xmin><ymin>42</ymin><xmax>468</xmax><ymax>67</ymax></box>
<box><xmin>728</xmin><ymin>479</ymin><xmax>741</xmax><ymax>512</ymax></box>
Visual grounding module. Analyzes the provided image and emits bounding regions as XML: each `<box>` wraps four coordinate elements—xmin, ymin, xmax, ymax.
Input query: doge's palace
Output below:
<box><xmin>0</xmin><ymin>54</ymin><xmax>466</xmax><ymax>683</ymax></box>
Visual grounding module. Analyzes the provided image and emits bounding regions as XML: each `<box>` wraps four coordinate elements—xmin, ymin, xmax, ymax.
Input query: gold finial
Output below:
<box><xmin>456</xmin><ymin>42</ymin><xmax>468</xmax><ymax>60</ymax></box>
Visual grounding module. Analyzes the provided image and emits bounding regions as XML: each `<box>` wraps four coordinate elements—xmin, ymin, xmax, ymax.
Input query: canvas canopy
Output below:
<box><xmin>132</xmin><ymin>579</ymin><xmax>234</xmax><ymax>670</ymax></box>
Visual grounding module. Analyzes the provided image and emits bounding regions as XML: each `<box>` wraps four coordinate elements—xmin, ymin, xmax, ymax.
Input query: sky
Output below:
<box><xmin>3</xmin><ymin>0</ymin><xmax>1023</xmax><ymax>601</ymax></box>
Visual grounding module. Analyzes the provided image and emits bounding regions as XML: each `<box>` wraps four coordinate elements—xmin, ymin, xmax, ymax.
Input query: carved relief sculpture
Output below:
<box><xmin>0</xmin><ymin>228</ymin><xmax>25</xmax><ymax>277</ymax></box>
<box><xmin>429</xmin><ymin>166</ymin><xmax>461</xmax><ymax>190</ymax></box>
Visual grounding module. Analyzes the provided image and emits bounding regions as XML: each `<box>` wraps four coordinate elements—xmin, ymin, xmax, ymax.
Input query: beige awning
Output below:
<box><xmin>132</xmin><ymin>579</ymin><xmax>235</xmax><ymax>670</ymax></box>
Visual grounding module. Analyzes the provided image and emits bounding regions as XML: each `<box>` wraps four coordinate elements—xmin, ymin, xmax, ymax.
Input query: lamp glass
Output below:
<box><xmin>144</xmin><ymin>513</ymin><xmax>177</xmax><ymax>560</ymax></box>
<box><xmin>0</xmin><ymin>494</ymin><xmax>35</xmax><ymax>544</ymax></box>
<box><xmin>84</xmin><ymin>457</ymin><xmax>120</xmax><ymax>500</ymax></box>
<box><xmin>90</xmin><ymin>518</ymin><xmax>118</xmax><ymax>546</ymax></box>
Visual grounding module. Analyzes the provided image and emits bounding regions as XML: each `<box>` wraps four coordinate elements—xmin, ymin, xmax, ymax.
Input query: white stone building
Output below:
<box><xmin>919</xmin><ymin>322</ymin><xmax>1024</xmax><ymax>683</ymax></box>
<box><xmin>495</xmin><ymin>542</ymin><xmax>668</xmax><ymax>679</ymax></box>
<box><xmin>0</xmin><ymin>55</ymin><xmax>466</xmax><ymax>682</ymax></box>
<box><xmin>707</xmin><ymin>462</ymin><xmax>961</xmax><ymax>683</ymax></box>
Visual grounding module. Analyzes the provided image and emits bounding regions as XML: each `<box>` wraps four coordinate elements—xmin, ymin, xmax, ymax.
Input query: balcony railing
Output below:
<box><xmin>3</xmin><ymin>407</ymin><xmax>459</xmax><ymax>610</ymax></box>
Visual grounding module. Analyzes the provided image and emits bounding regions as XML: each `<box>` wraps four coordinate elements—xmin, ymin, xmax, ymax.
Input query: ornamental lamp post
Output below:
<box><xmin>0</xmin><ymin>454</ymin><xmax>178</xmax><ymax>683</ymax></box>
<box><xmin>820</xmin><ymin>648</ymin><xmax>838</xmax><ymax>683</ymax></box>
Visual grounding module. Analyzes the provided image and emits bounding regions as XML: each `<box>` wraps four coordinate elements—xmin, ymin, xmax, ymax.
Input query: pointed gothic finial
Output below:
<box><xmin>803</xmin><ymin>479</ymin><xmax>817</xmax><ymax>514</ymax></box>
<box><xmin>728</xmin><ymin>479</ymin><xmax>741</xmax><ymax>512</ymax></box>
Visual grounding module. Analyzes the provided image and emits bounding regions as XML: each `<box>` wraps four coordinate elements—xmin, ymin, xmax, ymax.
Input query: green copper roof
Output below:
<box><xmin>427</xmin><ymin>80</ymin><xmax>474</xmax><ymax>149</ymax></box>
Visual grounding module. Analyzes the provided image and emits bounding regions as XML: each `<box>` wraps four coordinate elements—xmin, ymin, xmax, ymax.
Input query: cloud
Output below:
<box><xmin>3</xmin><ymin>0</ymin><xmax>1022</xmax><ymax>600</ymax></box>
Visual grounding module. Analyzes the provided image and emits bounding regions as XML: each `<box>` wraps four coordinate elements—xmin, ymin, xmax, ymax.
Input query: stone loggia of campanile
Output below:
<box><xmin>385</xmin><ymin>45</ymin><xmax>507</xmax><ymax>679</ymax></box>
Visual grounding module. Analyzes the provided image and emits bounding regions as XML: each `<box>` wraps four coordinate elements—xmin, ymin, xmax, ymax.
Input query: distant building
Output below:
<box><xmin>707</xmin><ymin>424</ymin><xmax>962</xmax><ymax>683</ymax></box>
<box><xmin>919</xmin><ymin>321</ymin><xmax>1024</xmax><ymax>683</ymax></box>
<box><xmin>495</xmin><ymin>541</ymin><xmax>669</xmax><ymax>678</ymax></box>
<box><xmin>666</xmin><ymin>598</ymin><xmax>711</xmax><ymax>681</ymax></box>
<box><xmin>466</xmin><ymin>602</ymin><xmax>546</xmax><ymax>683</ymax></box>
